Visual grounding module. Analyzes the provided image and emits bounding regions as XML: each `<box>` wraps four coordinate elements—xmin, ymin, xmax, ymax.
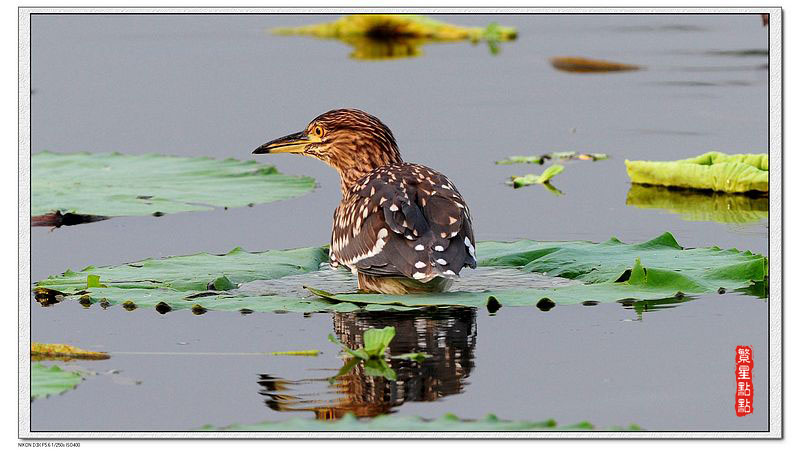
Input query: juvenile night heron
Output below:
<box><xmin>253</xmin><ymin>109</ymin><xmax>476</xmax><ymax>294</ymax></box>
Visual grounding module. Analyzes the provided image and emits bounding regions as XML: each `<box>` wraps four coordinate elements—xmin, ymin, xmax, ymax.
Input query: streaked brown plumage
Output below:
<box><xmin>253</xmin><ymin>109</ymin><xmax>476</xmax><ymax>294</ymax></box>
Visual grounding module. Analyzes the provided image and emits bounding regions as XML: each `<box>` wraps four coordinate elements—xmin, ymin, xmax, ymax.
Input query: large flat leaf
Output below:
<box><xmin>32</xmin><ymin>152</ymin><xmax>315</xmax><ymax>218</ymax></box>
<box><xmin>199</xmin><ymin>412</ymin><xmax>640</xmax><ymax>431</ymax></box>
<box><xmin>625</xmin><ymin>152</ymin><xmax>768</xmax><ymax>193</ymax></box>
<box><xmin>310</xmin><ymin>232</ymin><xmax>765</xmax><ymax>308</ymax></box>
<box><xmin>32</xmin><ymin>233</ymin><xmax>766</xmax><ymax>314</ymax></box>
<box><xmin>31</xmin><ymin>364</ymin><xmax>83</xmax><ymax>400</ymax></box>
<box><xmin>36</xmin><ymin>246</ymin><xmax>328</xmax><ymax>293</ymax></box>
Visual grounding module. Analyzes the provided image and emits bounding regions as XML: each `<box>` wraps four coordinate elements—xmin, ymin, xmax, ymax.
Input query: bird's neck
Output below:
<box><xmin>331</xmin><ymin>142</ymin><xmax>403</xmax><ymax>195</ymax></box>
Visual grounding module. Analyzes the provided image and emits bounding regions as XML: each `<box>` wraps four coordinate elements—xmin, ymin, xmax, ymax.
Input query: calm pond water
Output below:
<box><xmin>29</xmin><ymin>14</ymin><xmax>769</xmax><ymax>431</ymax></box>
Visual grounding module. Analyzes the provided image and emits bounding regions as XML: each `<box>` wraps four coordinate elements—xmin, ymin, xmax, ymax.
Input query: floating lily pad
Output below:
<box><xmin>310</xmin><ymin>233</ymin><xmax>765</xmax><ymax>308</ymax></box>
<box><xmin>626</xmin><ymin>184</ymin><xmax>768</xmax><ymax>224</ymax></box>
<box><xmin>199</xmin><ymin>412</ymin><xmax>640</xmax><ymax>431</ymax></box>
<box><xmin>272</xmin><ymin>15</ymin><xmax>517</xmax><ymax>60</ymax></box>
<box><xmin>496</xmin><ymin>155</ymin><xmax>548</xmax><ymax>165</ymax></box>
<box><xmin>31</xmin><ymin>364</ymin><xmax>83</xmax><ymax>400</ymax></box>
<box><xmin>508</xmin><ymin>164</ymin><xmax>564</xmax><ymax>190</ymax></box>
<box><xmin>547</xmin><ymin>152</ymin><xmax>609</xmax><ymax>161</ymax></box>
<box><xmin>31</xmin><ymin>343</ymin><xmax>110</xmax><ymax>361</ymax></box>
<box><xmin>496</xmin><ymin>152</ymin><xmax>609</xmax><ymax>165</ymax></box>
<box><xmin>550</xmin><ymin>56</ymin><xmax>641</xmax><ymax>73</ymax></box>
<box><xmin>32</xmin><ymin>152</ymin><xmax>316</xmax><ymax>224</ymax></box>
<box><xmin>33</xmin><ymin>233</ymin><xmax>766</xmax><ymax>314</ymax></box>
<box><xmin>625</xmin><ymin>152</ymin><xmax>768</xmax><ymax>193</ymax></box>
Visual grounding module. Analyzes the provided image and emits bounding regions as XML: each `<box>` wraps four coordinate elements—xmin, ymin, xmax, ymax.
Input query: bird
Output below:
<box><xmin>253</xmin><ymin>109</ymin><xmax>476</xmax><ymax>294</ymax></box>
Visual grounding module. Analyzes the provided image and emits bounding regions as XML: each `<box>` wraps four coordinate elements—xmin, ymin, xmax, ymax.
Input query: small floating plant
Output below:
<box><xmin>272</xmin><ymin>15</ymin><xmax>518</xmax><ymax>59</ymax></box>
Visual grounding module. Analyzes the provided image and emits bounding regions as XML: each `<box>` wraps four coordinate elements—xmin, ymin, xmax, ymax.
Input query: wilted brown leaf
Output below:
<box><xmin>550</xmin><ymin>57</ymin><xmax>641</xmax><ymax>73</ymax></box>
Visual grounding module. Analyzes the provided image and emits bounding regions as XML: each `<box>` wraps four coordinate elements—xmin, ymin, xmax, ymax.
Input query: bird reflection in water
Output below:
<box><xmin>258</xmin><ymin>307</ymin><xmax>476</xmax><ymax>420</ymax></box>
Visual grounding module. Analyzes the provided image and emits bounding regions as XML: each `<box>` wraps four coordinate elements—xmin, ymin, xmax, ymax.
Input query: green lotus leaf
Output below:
<box><xmin>362</xmin><ymin>326</ymin><xmax>396</xmax><ymax>356</ymax></box>
<box><xmin>328</xmin><ymin>334</ymin><xmax>370</xmax><ymax>361</ymax></box>
<box><xmin>496</xmin><ymin>155</ymin><xmax>547</xmax><ymax>165</ymax></box>
<box><xmin>33</xmin><ymin>233</ymin><xmax>766</xmax><ymax>313</ymax></box>
<box><xmin>31</xmin><ymin>364</ymin><xmax>83</xmax><ymax>400</ymax></box>
<box><xmin>32</xmin><ymin>151</ymin><xmax>315</xmax><ymax>219</ymax></box>
<box><xmin>497</xmin><ymin>153</ymin><xmax>608</xmax><ymax>165</ymax></box>
<box><xmin>625</xmin><ymin>152</ymin><xmax>768</xmax><ymax>193</ymax></box>
<box><xmin>328</xmin><ymin>326</ymin><xmax>430</xmax><ymax>382</ymax></box>
<box><xmin>199</xmin><ymin>412</ymin><xmax>642</xmax><ymax>431</ymax></box>
<box><xmin>36</xmin><ymin>246</ymin><xmax>328</xmax><ymax>293</ymax></box>
<box><xmin>509</xmin><ymin>164</ymin><xmax>565</xmax><ymax>189</ymax></box>
<box><xmin>363</xmin><ymin>358</ymin><xmax>398</xmax><ymax>381</ymax></box>
<box><xmin>392</xmin><ymin>352</ymin><xmax>431</xmax><ymax>362</ymax></box>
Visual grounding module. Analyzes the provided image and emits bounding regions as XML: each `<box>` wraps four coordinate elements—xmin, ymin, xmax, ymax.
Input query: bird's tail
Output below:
<box><xmin>357</xmin><ymin>274</ymin><xmax>453</xmax><ymax>294</ymax></box>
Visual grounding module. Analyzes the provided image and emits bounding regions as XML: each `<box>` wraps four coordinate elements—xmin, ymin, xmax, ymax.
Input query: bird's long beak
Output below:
<box><xmin>253</xmin><ymin>131</ymin><xmax>320</xmax><ymax>154</ymax></box>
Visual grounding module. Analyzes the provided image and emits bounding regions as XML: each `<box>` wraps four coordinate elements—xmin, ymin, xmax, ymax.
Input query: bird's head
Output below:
<box><xmin>253</xmin><ymin>109</ymin><xmax>403</xmax><ymax>179</ymax></box>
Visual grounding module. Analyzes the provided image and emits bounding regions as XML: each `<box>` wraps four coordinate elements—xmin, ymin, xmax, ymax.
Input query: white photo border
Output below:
<box><xmin>18</xmin><ymin>6</ymin><xmax>783</xmax><ymax>439</ymax></box>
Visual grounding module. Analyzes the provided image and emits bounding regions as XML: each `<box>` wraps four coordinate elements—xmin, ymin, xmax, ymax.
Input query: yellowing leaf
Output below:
<box><xmin>272</xmin><ymin>15</ymin><xmax>517</xmax><ymax>60</ymax></box>
<box><xmin>273</xmin><ymin>15</ymin><xmax>517</xmax><ymax>41</ymax></box>
<box><xmin>270</xmin><ymin>350</ymin><xmax>321</xmax><ymax>357</ymax></box>
<box><xmin>625</xmin><ymin>152</ymin><xmax>768</xmax><ymax>193</ymax></box>
<box><xmin>626</xmin><ymin>184</ymin><xmax>768</xmax><ymax>224</ymax></box>
<box><xmin>31</xmin><ymin>343</ymin><xmax>110</xmax><ymax>361</ymax></box>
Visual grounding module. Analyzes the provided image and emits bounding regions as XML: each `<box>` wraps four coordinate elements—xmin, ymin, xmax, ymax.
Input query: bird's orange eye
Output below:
<box><xmin>314</xmin><ymin>126</ymin><xmax>324</xmax><ymax>137</ymax></box>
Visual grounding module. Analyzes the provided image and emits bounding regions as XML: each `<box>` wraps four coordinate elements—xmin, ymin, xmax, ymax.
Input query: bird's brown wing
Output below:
<box><xmin>330</xmin><ymin>163</ymin><xmax>476</xmax><ymax>281</ymax></box>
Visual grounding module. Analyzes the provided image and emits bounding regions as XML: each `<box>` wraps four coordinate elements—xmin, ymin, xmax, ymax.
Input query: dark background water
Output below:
<box><xmin>29</xmin><ymin>13</ymin><xmax>769</xmax><ymax>431</ymax></box>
